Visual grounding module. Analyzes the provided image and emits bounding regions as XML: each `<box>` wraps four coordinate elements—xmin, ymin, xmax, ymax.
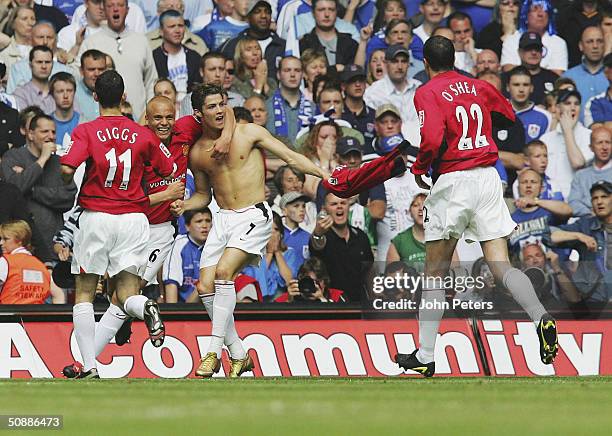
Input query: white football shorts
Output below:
<box><xmin>72</xmin><ymin>210</ymin><xmax>149</xmax><ymax>277</ymax></box>
<box><xmin>200</xmin><ymin>202</ymin><xmax>273</xmax><ymax>269</ymax></box>
<box><xmin>423</xmin><ymin>166</ymin><xmax>517</xmax><ymax>243</ymax></box>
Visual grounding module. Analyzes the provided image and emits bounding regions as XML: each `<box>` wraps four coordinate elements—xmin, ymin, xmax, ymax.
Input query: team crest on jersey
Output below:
<box><xmin>302</xmin><ymin>246</ymin><xmax>309</xmax><ymax>259</ymax></box>
<box><xmin>528</xmin><ymin>124</ymin><xmax>541</xmax><ymax>138</ymax></box>
<box><xmin>159</xmin><ymin>143</ymin><xmax>171</xmax><ymax>158</ymax></box>
<box><xmin>418</xmin><ymin>110</ymin><xmax>425</xmax><ymax>128</ymax></box>
<box><xmin>182</xmin><ymin>144</ymin><xmax>189</xmax><ymax>156</ymax></box>
<box><xmin>497</xmin><ymin>130</ymin><xmax>508</xmax><ymax>141</ymax></box>
<box><xmin>544</xmin><ymin>82</ymin><xmax>554</xmax><ymax>92</ymax></box>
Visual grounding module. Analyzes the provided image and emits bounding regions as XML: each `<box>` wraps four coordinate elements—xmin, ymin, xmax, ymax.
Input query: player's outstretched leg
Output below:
<box><xmin>396</xmin><ymin>238</ymin><xmax>457</xmax><ymax>377</ymax></box>
<box><xmin>481</xmin><ymin>239</ymin><xmax>558</xmax><ymax>364</ymax></box>
<box><xmin>70</xmin><ymin>273</ymin><xmax>101</xmax><ymax>379</ymax></box>
<box><xmin>116</xmin><ymin>270</ymin><xmax>165</xmax><ymax>348</ymax></box>
<box><xmin>394</xmin><ymin>350</ymin><xmax>435</xmax><ymax>377</ymax></box>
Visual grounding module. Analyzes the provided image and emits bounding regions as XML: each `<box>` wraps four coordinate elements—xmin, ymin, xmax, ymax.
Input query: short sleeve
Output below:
<box><xmin>60</xmin><ymin>125</ymin><xmax>89</xmax><ymax>169</ymax></box>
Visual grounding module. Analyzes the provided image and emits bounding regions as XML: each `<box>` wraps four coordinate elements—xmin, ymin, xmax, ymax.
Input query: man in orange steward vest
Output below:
<box><xmin>0</xmin><ymin>220</ymin><xmax>50</xmax><ymax>304</ymax></box>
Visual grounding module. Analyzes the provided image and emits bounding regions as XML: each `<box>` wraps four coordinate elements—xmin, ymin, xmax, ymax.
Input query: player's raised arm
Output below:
<box><xmin>249</xmin><ymin>124</ymin><xmax>328</xmax><ymax>179</ymax></box>
<box><xmin>411</xmin><ymin>88</ymin><xmax>445</xmax><ymax>176</ymax></box>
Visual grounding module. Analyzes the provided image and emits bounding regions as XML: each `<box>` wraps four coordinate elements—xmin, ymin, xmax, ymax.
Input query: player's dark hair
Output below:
<box><xmin>95</xmin><ymin>70</ymin><xmax>125</xmax><ymax>108</ymax></box>
<box><xmin>384</xmin><ymin>18</ymin><xmax>412</xmax><ymax>38</ymax></box>
<box><xmin>184</xmin><ymin>207</ymin><xmax>212</xmax><ymax>225</ymax></box>
<box><xmin>447</xmin><ymin>11</ymin><xmax>473</xmax><ymax>28</ymax></box>
<box><xmin>233</xmin><ymin>106</ymin><xmax>253</xmax><ymax>123</ymax></box>
<box><xmin>159</xmin><ymin>9</ymin><xmax>182</xmax><ymax>27</ymax></box>
<box><xmin>49</xmin><ymin>71</ymin><xmax>77</xmax><ymax>94</ymax></box>
<box><xmin>18</xmin><ymin>105</ymin><xmax>44</xmax><ymax>130</ymax></box>
<box><xmin>29</xmin><ymin>45</ymin><xmax>53</xmax><ymax>62</ymax></box>
<box><xmin>81</xmin><ymin>49</ymin><xmax>107</xmax><ymax>66</ymax></box>
<box><xmin>507</xmin><ymin>65</ymin><xmax>531</xmax><ymax>81</ymax></box>
<box><xmin>191</xmin><ymin>83</ymin><xmax>227</xmax><ymax>111</ymax></box>
<box><xmin>273</xmin><ymin>165</ymin><xmax>305</xmax><ymax>194</ymax></box>
<box><xmin>201</xmin><ymin>51</ymin><xmax>226</xmax><ymax>70</ymax></box>
<box><xmin>29</xmin><ymin>114</ymin><xmax>54</xmax><ymax>131</ymax></box>
<box><xmin>423</xmin><ymin>35</ymin><xmax>455</xmax><ymax>72</ymax></box>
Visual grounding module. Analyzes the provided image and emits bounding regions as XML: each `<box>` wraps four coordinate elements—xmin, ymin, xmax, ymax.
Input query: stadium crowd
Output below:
<box><xmin>0</xmin><ymin>0</ymin><xmax>610</xmax><ymax>312</ymax></box>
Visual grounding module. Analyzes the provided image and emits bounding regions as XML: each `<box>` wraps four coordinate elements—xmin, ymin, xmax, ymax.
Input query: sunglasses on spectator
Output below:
<box><xmin>500</xmin><ymin>0</ymin><xmax>520</xmax><ymax>6</ymax></box>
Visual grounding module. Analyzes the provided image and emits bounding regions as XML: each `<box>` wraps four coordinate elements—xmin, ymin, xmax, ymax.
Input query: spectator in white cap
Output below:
<box><xmin>363</xmin><ymin>44</ymin><xmax>421</xmax><ymax>147</ymax></box>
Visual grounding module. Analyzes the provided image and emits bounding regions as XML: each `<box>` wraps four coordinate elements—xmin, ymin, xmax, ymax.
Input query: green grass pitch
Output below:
<box><xmin>1</xmin><ymin>377</ymin><xmax>610</xmax><ymax>435</ymax></box>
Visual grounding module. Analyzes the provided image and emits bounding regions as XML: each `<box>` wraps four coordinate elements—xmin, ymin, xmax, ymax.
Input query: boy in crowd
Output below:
<box><xmin>280</xmin><ymin>191</ymin><xmax>311</xmax><ymax>269</ymax></box>
<box><xmin>163</xmin><ymin>208</ymin><xmax>212</xmax><ymax>303</ymax></box>
<box><xmin>512</xmin><ymin>140</ymin><xmax>565</xmax><ymax>201</ymax></box>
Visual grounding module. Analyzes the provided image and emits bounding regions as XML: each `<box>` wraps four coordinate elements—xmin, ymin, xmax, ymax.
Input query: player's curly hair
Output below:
<box><xmin>191</xmin><ymin>83</ymin><xmax>227</xmax><ymax>112</ymax></box>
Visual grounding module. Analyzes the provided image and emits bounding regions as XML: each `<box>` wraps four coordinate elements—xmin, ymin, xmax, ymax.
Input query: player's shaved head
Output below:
<box><xmin>146</xmin><ymin>96</ymin><xmax>176</xmax><ymax>142</ymax></box>
<box><xmin>146</xmin><ymin>96</ymin><xmax>175</xmax><ymax>116</ymax></box>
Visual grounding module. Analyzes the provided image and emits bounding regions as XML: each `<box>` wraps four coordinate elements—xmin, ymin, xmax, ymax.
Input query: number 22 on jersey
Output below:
<box><xmin>455</xmin><ymin>103</ymin><xmax>489</xmax><ymax>151</ymax></box>
<box><xmin>105</xmin><ymin>148</ymin><xmax>132</xmax><ymax>190</ymax></box>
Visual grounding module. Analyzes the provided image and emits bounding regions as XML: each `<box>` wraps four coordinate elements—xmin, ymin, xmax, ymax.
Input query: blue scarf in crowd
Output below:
<box><xmin>272</xmin><ymin>88</ymin><xmax>312</xmax><ymax>137</ymax></box>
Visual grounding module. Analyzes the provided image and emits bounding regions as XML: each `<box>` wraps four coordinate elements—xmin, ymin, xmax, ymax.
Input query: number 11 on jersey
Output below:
<box><xmin>105</xmin><ymin>148</ymin><xmax>132</xmax><ymax>190</ymax></box>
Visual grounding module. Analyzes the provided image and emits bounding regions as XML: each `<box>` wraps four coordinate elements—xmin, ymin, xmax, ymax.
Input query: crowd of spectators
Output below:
<box><xmin>0</xmin><ymin>0</ymin><xmax>610</xmax><ymax>313</ymax></box>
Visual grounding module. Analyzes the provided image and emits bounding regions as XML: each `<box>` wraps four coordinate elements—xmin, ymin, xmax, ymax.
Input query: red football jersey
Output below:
<box><xmin>411</xmin><ymin>70</ymin><xmax>515</xmax><ymax>178</ymax></box>
<box><xmin>145</xmin><ymin>116</ymin><xmax>202</xmax><ymax>224</ymax></box>
<box><xmin>61</xmin><ymin>116</ymin><xmax>174</xmax><ymax>214</ymax></box>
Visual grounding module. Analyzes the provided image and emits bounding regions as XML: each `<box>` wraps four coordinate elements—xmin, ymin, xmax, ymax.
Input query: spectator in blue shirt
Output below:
<box><xmin>49</xmin><ymin>72</ymin><xmax>79</xmax><ymax>155</ymax></box>
<box><xmin>584</xmin><ymin>52</ymin><xmax>612</xmax><ymax>128</ymax></box>
<box><xmin>162</xmin><ymin>207</ymin><xmax>211</xmax><ymax>303</ymax></box>
<box><xmin>242</xmin><ymin>212</ymin><xmax>301</xmax><ymax>301</ymax></box>
<box><xmin>197</xmin><ymin>0</ymin><xmax>249</xmax><ymax>50</ymax></box>
<box><xmin>563</xmin><ymin>26</ymin><xmax>608</xmax><ymax>122</ymax></box>
<box><xmin>507</xmin><ymin>66</ymin><xmax>551</xmax><ymax>142</ymax></box>
<box><xmin>509</xmin><ymin>169</ymin><xmax>572</xmax><ymax>258</ymax></box>
<box><xmin>74</xmin><ymin>49</ymin><xmax>108</xmax><ymax>123</ymax></box>
<box><xmin>569</xmin><ymin>126</ymin><xmax>612</xmax><ymax>217</ymax></box>
<box><xmin>280</xmin><ymin>191</ymin><xmax>311</xmax><ymax>267</ymax></box>
<box><xmin>512</xmin><ymin>140</ymin><xmax>564</xmax><ymax>201</ymax></box>
<box><xmin>548</xmin><ymin>181</ymin><xmax>612</xmax><ymax>302</ymax></box>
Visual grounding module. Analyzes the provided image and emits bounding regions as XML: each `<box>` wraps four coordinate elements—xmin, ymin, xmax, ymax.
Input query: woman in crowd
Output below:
<box><xmin>0</xmin><ymin>5</ymin><xmax>35</xmax><ymax>70</ymax></box>
<box><xmin>301</xmin><ymin>48</ymin><xmax>328</xmax><ymax>102</ymax></box>
<box><xmin>232</xmin><ymin>37</ymin><xmax>277</xmax><ymax>100</ymax></box>
<box><xmin>367</xmin><ymin>48</ymin><xmax>386</xmax><ymax>84</ymax></box>
<box><xmin>299</xmin><ymin>120</ymin><xmax>341</xmax><ymax>173</ymax></box>
<box><xmin>476</xmin><ymin>0</ymin><xmax>520</xmax><ymax>59</ymax></box>
<box><xmin>0</xmin><ymin>220</ymin><xmax>51</xmax><ymax>304</ymax></box>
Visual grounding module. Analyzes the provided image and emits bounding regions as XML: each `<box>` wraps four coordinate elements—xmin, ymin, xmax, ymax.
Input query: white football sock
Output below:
<box><xmin>123</xmin><ymin>294</ymin><xmax>148</xmax><ymax>320</ymax></box>
<box><xmin>201</xmin><ymin>292</ymin><xmax>245</xmax><ymax>359</ymax></box>
<box><xmin>503</xmin><ymin>268</ymin><xmax>548</xmax><ymax>323</ymax></box>
<box><xmin>416</xmin><ymin>288</ymin><xmax>446</xmax><ymax>364</ymax></box>
<box><xmin>95</xmin><ymin>303</ymin><xmax>126</xmax><ymax>357</ymax></box>
<box><xmin>208</xmin><ymin>280</ymin><xmax>236</xmax><ymax>358</ymax></box>
<box><xmin>73</xmin><ymin>302</ymin><xmax>97</xmax><ymax>372</ymax></box>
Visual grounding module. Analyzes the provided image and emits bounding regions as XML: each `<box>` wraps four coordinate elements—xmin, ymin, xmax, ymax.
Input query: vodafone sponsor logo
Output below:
<box><xmin>148</xmin><ymin>173</ymin><xmax>186</xmax><ymax>189</ymax></box>
<box><xmin>0</xmin><ymin>320</ymin><xmax>609</xmax><ymax>378</ymax></box>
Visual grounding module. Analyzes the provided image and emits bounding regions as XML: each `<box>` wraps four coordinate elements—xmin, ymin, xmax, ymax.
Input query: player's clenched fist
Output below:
<box><xmin>165</xmin><ymin>181</ymin><xmax>185</xmax><ymax>202</ymax></box>
<box><xmin>169</xmin><ymin>199</ymin><xmax>184</xmax><ymax>217</ymax></box>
